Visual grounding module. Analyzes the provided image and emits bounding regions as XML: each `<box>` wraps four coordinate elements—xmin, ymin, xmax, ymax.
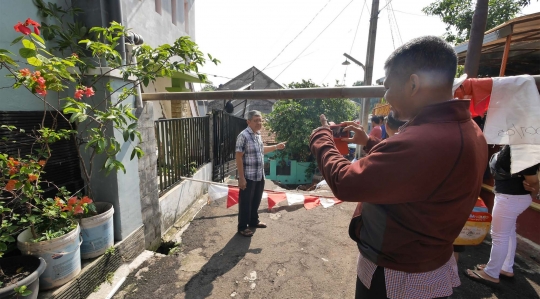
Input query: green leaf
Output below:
<box><xmin>22</xmin><ymin>289</ymin><xmax>33</xmax><ymax>296</ymax></box>
<box><xmin>27</xmin><ymin>56</ymin><xmax>42</xmax><ymax>66</ymax></box>
<box><xmin>22</xmin><ymin>39</ymin><xmax>36</xmax><ymax>50</ymax></box>
<box><xmin>31</xmin><ymin>33</ymin><xmax>45</xmax><ymax>45</ymax></box>
<box><xmin>19</xmin><ymin>48</ymin><xmax>36</xmax><ymax>58</ymax></box>
<box><xmin>10</xmin><ymin>36</ymin><xmax>24</xmax><ymax>46</ymax></box>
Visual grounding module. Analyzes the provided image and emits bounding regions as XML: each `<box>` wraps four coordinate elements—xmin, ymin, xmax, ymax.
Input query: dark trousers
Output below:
<box><xmin>355</xmin><ymin>266</ymin><xmax>448</xmax><ymax>299</ymax></box>
<box><xmin>238</xmin><ymin>179</ymin><xmax>265</xmax><ymax>231</ymax></box>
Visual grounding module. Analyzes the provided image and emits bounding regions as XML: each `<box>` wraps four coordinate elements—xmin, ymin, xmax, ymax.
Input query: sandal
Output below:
<box><xmin>253</xmin><ymin>222</ymin><xmax>267</xmax><ymax>228</ymax></box>
<box><xmin>475</xmin><ymin>264</ymin><xmax>515</xmax><ymax>279</ymax></box>
<box><xmin>464</xmin><ymin>269</ymin><xmax>500</xmax><ymax>288</ymax></box>
<box><xmin>238</xmin><ymin>229</ymin><xmax>254</xmax><ymax>237</ymax></box>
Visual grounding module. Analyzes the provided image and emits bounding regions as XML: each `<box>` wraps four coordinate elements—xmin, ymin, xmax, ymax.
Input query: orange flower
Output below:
<box><xmin>5</xmin><ymin>180</ymin><xmax>18</xmax><ymax>191</ymax></box>
<box><xmin>38</xmin><ymin>160</ymin><xmax>46</xmax><ymax>167</ymax></box>
<box><xmin>28</xmin><ymin>174</ymin><xmax>38</xmax><ymax>182</ymax></box>
<box><xmin>54</xmin><ymin>197</ymin><xmax>64</xmax><ymax>207</ymax></box>
<box><xmin>67</xmin><ymin>197</ymin><xmax>78</xmax><ymax>206</ymax></box>
<box><xmin>9</xmin><ymin>167</ymin><xmax>17</xmax><ymax>175</ymax></box>
<box><xmin>14</xmin><ymin>21</ymin><xmax>31</xmax><ymax>35</ymax></box>
<box><xmin>7</xmin><ymin>158</ymin><xmax>20</xmax><ymax>167</ymax></box>
<box><xmin>84</xmin><ymin>87</ymin><xmax>95</xmax><ymax>97</ymax></box>
<box><xmin>80</xmin><ymin>196</ymin><xmax>93</xmax><ymax>204</ymax></box>
<box><xmin>74</xmin><ymin>89</ymin><xmax>84</xmax><ymax>100</ymax></box>
<box><xmin>36</xmin><ymin>88</ymin><xmax>47</xmax><ymax>96</ymax></box>
<box><xmin>73</xmin><ymin>204</ymin><xmax>83</xmax><ymax>215</ymax></box>
<box><xmin>19</xmin><ymin>68</ymin><xmax>31</xmax><ymax>77</ymax></box>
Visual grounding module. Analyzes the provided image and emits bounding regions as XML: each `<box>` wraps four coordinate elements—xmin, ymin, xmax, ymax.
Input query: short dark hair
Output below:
<box><xmin>384</xmin><ymin>36</ymin><xmax>457</xmax><ymax>87</ymax></box>
<box><xmin>371</xmin><ymin>115</ymin><xmax>381</xmax><ymax>124</ymax></box>
<box><xmin>385</xmin><ymin>111</ymin><xmax>406</xmax><ymax>130</ymax></box>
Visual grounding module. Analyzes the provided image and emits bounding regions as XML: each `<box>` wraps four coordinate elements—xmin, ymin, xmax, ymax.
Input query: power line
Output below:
<box><xmin>260</xmin><ymin>0</ymin><xmax>332</xmax><ymax>72</ymax></box>
<box><xmin>378</xmin><ymin>0</ymin><xmax>393</xmax><ymax>13</ymax></box>
<box><xmin>349</xmin><ymin>0</ymin><xmax>368</xmax><ymax>54</ymax></box>
<box><xmin>343</xmin><ymin>0</ymin><xmax>368</xmax><ymax>85</ymax></box>
<box><xmin>271</xmin><ymin>0</ymin><xmax>356</xmax><ymax>84</ymax></box>
<box><xmin>386</xmin><ymin>0</ymin><xmax>396</xmax><ymax>49</ymax></box>
<box><xmin>265</xmin><ymin>50</ymin><xmax>320</xmax><ymax>69</ymax></box>
<box><xmin>392</xmin><ymin>9</ymin><xmax>436</xmax><ymax>17</ymax></box>
<box><xmin>389</xmin><ymin>2</ymin><xmax>403</xmax><ymax>45</ymax></box>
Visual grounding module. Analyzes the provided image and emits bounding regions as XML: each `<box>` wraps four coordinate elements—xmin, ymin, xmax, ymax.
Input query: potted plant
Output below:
<box><xmin>0</xmin><ymin>2</ymin><xmax>217</xmax><ymax>289</ymax></box>
<box><xmin>0</xmin><ymin>152</ymin><xmax>83</xmax><ymax>290</ymax></box>
<box><xmin>0</xmin><ymin>255</ymin><xmax>46</xmax><ymax>299</ymax></box>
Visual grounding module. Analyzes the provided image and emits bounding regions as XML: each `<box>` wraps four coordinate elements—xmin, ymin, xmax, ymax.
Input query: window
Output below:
<box><xmin>171</xmin><ymin>0</ymin><xmax>177</xmax><ymax>25</ymax></box>
<box><xmin>184</xmin><ymin>0</ymin><xmax>189</xmax><ymax>34</ymax></box>
<box><xmin>155</xmin><ymin>0</ymin><xmax>162</xmax><ymax>15</ymax></box>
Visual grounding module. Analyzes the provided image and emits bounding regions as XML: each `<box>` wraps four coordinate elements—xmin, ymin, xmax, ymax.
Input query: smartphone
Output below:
<box><xmin>330</xmin><ymin>125</ymin><xmax>350</xmax><ymax>138</ymax></box>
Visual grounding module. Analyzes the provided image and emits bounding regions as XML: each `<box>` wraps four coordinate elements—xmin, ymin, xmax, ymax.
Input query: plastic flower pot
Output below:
<box><xmin>80</xmin><ymin>202</ymin><xmax>115</xmax><ymax>259</ymax></box>
<box><xmin>0</xmin><ymin>255</ymin><xmax>46</xmax><ymax>299</ymax></box>
<box><xmin>17</xmin><ymin>225</ymin><xmax>81</xmax><ymax>290</ymax></box>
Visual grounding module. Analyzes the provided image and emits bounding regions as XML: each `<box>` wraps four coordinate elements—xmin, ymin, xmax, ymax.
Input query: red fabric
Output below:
<box><xmin>227</xmin><ymin>187</ymin><xmax>240</xmax><ymax>208</ymax></box>
<box><xmin>310</xmin><ymin>100</ymin><xmax>488</xmax><ymax>273</ymax></box>
<box><xmin>453</xmin><ymin>78</ymin><xmax>493</xmax><ymax>118</ymax></box>
<box><xmin>267</xmin><ymin>193</ymin><xmax>287</xmax><ymax>210</ymax></box>
<box><xmin>303</xmin><ymin>196</ymin><xmax>320</xmax><ymax>210</ymax></box>
<box><xmin>369</xmin><ymin>125</ymin><xmax>382</xmax><ymax>139</ymax></box>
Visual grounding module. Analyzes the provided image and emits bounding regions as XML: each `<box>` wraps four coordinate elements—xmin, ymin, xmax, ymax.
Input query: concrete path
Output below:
<box><xmin>110</xmin><ymin>183</ymin><xmax>540</xmax><ymax>299</ymax></box>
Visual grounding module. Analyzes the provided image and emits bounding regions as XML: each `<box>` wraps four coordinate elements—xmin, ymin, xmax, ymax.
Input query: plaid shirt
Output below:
<box><xmin>235</xmin><ymin>127</ymin><xmax>264</xmax><ymax>181</ymax></box>
<box><xmin>358</xmin><ymin>252</ymin><xmax>460</xmax><ymax>299</ymax></box>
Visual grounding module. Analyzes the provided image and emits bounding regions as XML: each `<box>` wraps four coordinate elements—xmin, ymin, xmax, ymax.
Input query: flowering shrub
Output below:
<box><xmin>0</xmin><ymin>7</ymin><xmax>215</xmax><ymax>254</ymax></box>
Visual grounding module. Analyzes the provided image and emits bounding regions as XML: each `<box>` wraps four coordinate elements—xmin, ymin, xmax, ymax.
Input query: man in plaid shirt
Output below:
<box><xmin>235</xmin><ymin>110</ymin><xmax>285</xmax><ymax>237</ymax></box>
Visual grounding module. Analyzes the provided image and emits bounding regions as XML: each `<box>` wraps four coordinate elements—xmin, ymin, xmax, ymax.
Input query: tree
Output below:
<box><xmin>201</xmin><ymin>84</ymin><xmax>217</xmax><ymax>91</ymax></box>
<box><xmin>423</xmin><ymin>0</ymin><xmax>535</xmax><ymax>44</ymax></box>
<box><xmin>266</xmin><ymin>79</ymin><xmax>357</xmax><ymax>163</ymax></box>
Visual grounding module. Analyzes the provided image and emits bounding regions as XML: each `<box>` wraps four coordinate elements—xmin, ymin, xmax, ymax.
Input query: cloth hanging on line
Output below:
<box><xmin>453</xmin><ymin>77</ymin><xmax>493</xmax><ymax>118</ymax></box>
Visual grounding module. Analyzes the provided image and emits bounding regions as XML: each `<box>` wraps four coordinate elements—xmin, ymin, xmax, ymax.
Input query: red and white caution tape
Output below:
<box><xmin>177</xmin><ymin>176</ymin><xmax>342</xmax><ymax>210</ymax></box>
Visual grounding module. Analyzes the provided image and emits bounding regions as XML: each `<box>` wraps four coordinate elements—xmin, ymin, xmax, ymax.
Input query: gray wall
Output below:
<box><xmin>0</xmin><ymin>0</ymin><xmax>72</xmax><ymax>111</ymax></box>
<box><xmin>136</xmin><ymin>102</ymin><xmax>161</xmax><ymax>250</ymax></box>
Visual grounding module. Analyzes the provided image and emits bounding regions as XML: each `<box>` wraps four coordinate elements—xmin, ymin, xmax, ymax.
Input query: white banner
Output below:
<box><xmin>510</xmin><ymin>144</ymin><xmax>540</xmax><ymax>174</ymax></box>
<box><xmin>484</xmin><ymin>75</ymin><xmax>540</xmax><ymax>145</ymax></box>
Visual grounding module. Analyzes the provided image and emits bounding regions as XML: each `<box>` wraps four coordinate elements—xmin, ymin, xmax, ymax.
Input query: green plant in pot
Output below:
<box><xmin>1</xmin><ymin>1</ymin><xmax>217</xmax><ymax>289</ymax></box>
<box><xmin>0</xmin><ymin>151</ymin><xmax>78</xmax><ymax>294</ymax></box>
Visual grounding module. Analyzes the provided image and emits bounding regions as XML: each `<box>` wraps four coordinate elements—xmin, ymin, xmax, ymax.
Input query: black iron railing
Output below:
<box><xmin>155</xmin><ymin>116</ymin><xmax>210</xmax><ymax>195</ymax></box>
<box><xmin>212</xmin><ymin>110</ymin><xmax>247</xmax><ymax>182</ymax></box>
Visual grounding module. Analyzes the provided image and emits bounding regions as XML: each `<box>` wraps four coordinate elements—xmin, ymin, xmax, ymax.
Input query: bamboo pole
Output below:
<box><xmin>142</xmin><ymin>76</ymin><xmax>540</xmax><ymax>102</ymax></box>
<box><xmin>499</xmin><ymin>33</ymin><xmax>513</xmax><ymax>76</ymax></box>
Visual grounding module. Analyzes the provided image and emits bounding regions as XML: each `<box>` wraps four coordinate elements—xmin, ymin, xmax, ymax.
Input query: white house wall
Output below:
<box><xmin>122</xmin><ymin>0</ymin><xmax>196</xmax><ymax>47</ymax></box>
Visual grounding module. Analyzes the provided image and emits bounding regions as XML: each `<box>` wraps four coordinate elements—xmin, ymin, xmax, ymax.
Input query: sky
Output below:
<box><xmin>194</xmin><ymin>0</ymin><xmax>540</xmax><ymax>90</ymax></box>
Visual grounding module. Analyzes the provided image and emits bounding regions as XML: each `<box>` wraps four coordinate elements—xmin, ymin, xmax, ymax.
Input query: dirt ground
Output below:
<box><xmin>111</xmin><ymin>182</ymin><xmax>540</xmax><ymax>299</ymax></box>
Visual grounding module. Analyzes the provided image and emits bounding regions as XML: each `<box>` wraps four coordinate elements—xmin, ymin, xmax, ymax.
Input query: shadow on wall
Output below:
<box><xmin>184</xmin><ymin>234</ymin><xmax>261</xmax><ymax>299</ymax></box>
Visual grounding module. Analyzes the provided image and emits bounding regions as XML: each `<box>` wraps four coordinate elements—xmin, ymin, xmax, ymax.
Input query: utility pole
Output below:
<box><xmin>358</xmin><ymin>0</ymin><xmax>379</xmax><ymax>157</ymax></box>
<box><xmin>464</xmin><ymin>0</ymin><xmax>489</xmax><ymax>78</ymax></box>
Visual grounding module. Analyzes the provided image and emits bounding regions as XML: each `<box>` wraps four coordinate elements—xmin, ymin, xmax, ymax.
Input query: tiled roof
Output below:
<box><xmin>260</xmin><ymin>125</ymin><xmax>277</xmax><ymax>145</ymax></box>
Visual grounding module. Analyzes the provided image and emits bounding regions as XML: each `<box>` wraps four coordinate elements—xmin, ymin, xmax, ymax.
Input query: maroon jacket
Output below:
<box><xmin>310</xmin><ymin>100</ymin><xmax>487</xmax><ymax>273</ymax></box>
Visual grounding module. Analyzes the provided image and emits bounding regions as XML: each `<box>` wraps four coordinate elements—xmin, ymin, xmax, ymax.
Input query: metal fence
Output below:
<box><xmin>212</xmin><ymin>110</ymin><xmax>247</xmax><ymax>182</ymax></box>
<box><xmin>155</xmin><ymin>116</ymin><xmax>210</xmax><ymax>195</ymax></box>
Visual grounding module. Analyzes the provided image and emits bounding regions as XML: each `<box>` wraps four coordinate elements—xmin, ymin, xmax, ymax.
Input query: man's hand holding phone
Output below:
<box><xmin>340</xmin><ymin>121</ymin><xmax>369</xmax><ymax>146</ymax></box>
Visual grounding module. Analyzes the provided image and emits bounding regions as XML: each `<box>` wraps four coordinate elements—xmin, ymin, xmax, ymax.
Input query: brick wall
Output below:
<box><xmin>136</xmin><ymin>102</ymin><xmax>161</xmax><ymax>250</ymax></box>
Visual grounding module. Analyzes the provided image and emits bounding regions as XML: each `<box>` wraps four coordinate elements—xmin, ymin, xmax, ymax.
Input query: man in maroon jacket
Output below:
<box><xmin>310</xmin><ymin>36</ymin><xmax>487</xmax><ymax>299</ymax></box>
